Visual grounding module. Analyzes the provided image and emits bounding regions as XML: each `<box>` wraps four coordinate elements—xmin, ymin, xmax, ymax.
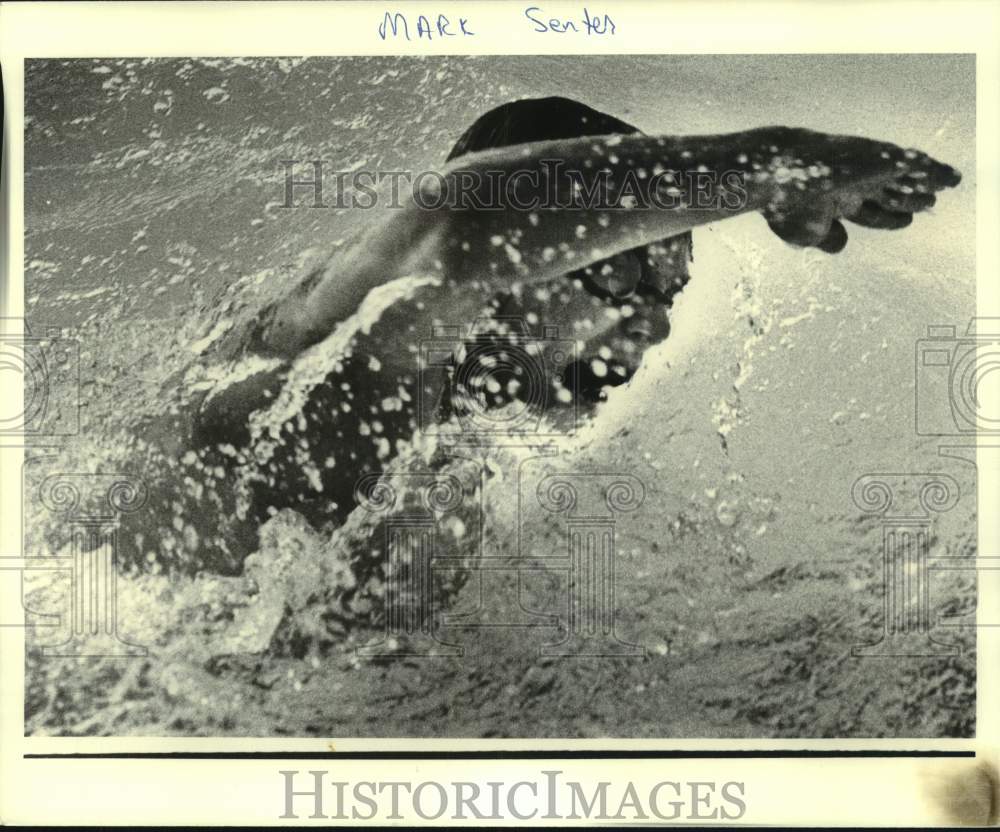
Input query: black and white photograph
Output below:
<box><xmin>4</xmin><ymin>0</ymin><xmax>1000</xmax><ymax>824</ymax></box>
<box><xmin>12</xmin><ymin>48</ymin><xmax>983</xmax><ymax>743</ymax></box>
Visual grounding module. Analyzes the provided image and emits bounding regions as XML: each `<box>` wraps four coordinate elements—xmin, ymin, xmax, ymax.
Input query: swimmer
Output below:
<box><xmin>120</xmin><ymin>97</ymin><xmax>962</xmax><ymax>573</ymax></box>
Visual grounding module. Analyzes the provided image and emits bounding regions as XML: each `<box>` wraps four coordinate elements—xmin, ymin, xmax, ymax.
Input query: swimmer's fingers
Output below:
<box><xmin>774</xmin><ymin>190</ymin><xmax>928</xmax><ymax>242</ymax></box>
<box><xmin>893</xmin><ymin>149</ymin><xmax>962</xmax><ymax>192</ymax></box>
<box><xmin>878</xmin><ymin>187</ymin><xmax>936</xmax><ymax>214</ymax></box>
<box><xmin>893</xmin><ymin>172</ymin><xmax>946</xmax><ymax>196</ymax></box>
<box><xmin>761</xmin><ymin>133</ymin><xmax>960</xmax><ymax>253</ymax></box>
<box><xmin>844</xmin><ymin>201</ymin><xmax>914</xmax><ymax>230</ymax></box>
<box><xmin>844</xmin><ymin>139</ymin><xmax>961</xmax><ymax>195</ymax></box>
<box><xmin>766</xmin><ymin>180</ymin><xmax>930</xmax><ymax>249</ymax></box>
<box><xmin>765</xmin><ymin>215</ymin><xmax>849</xmax><ymax>252</ymax></box>
<box><xmin>840</xmin><ymin>161</ymin><xmax>948</xmax><ymax>232</ymax></box>
<box><xmin>818</xmin><ymin>219</ymin><xmax>848</xmax><ymax>253</ymax></box>
<box><xmin>766</xmin><ymin>213</ymin><xmax>850</xmax><ymax>253</ymax></box>
<box><xmin>819</xmin><ymin>137</ymin><xmax>961</xmax><ymax>209</ymax></box>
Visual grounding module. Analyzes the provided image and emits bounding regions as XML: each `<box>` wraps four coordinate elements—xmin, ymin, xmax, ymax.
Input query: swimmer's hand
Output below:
<box><xmin>755</xmin><ymin>128</ymin><xmax>962</xmax><ymax>253</ymax></box>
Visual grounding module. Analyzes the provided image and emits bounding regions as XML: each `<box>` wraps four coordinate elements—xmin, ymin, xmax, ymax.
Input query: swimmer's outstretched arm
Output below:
<box><xmin>257</xmin><ymin>125</ymin><xmax>960</xmax><ymax>358</ymax></box>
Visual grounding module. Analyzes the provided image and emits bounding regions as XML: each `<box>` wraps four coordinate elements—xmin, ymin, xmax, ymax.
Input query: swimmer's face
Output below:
<box><xmin>447</xmin><ymin>238</ymin><xmax>685</xmax><ymax>413</ymax></box>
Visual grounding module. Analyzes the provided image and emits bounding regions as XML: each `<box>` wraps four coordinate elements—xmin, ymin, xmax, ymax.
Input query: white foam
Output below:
<box><xmin>248</xmin><ymin>273</ymin><xmax>442</xmax><ymax>449</ymax></box>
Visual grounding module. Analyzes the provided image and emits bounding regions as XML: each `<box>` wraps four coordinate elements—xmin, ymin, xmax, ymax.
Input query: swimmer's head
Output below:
<box><xmin>447</xmin><ymin>96</ymin><xmax>694</xmax><ymax>307</ymax></box>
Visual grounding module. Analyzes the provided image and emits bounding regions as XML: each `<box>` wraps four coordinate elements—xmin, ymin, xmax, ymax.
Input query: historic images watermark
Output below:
<box><xmin>352</xmin><ymin>466</ymin><xmax>647</xmax><ymax>660</ymax></box>
<box><xmin>354</xmin><ymin>316</ymin><xmax>647</xmax><ymax>659</ymax></box>
<box><xmin>278</xmin><ymin>159</ymin><xmax>749</xmax><ymax>213</ymax></box>
<box><xmin>279</xmin><ymin>770</ymin><xmax>747</xmax><ymax>822</ymax></box>
<box><xmin>851</xmin><ymin>472</ymin><xmax>964</xmax><ymax>657</ymax></box>
<box><xmin>8</xmin><ymin>465</ymin><xmax>151</xmax><ymax>658</ymax></box>
<box><xmin>28</xmin><ymin>473</ymin><xmax>149</xmax><ymax>658</ymax></box>
<box><xmin>0</xmin><ymin>318</ymin><xmax>147</xmax><ymax>657</ymax></box>
<box><xmin>851</xmin><ymin>318</ymin><xmax>1000</xmax><ymax>657</ymax></box>
<box><xmin>0</xmin><ymin>319</ymin><xmax>80</xmax><ymax>443</ymax></box>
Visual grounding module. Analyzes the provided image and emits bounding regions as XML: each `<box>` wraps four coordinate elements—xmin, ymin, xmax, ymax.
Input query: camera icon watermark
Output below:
<box><xmin>0</xmin><ymin>319</ymin><xmax>80</xmax><ymax>443</ymax></box>
<box><xmin>417</xmin><ymin>317</ymin><xmax>579</xmax><ymax>447</ymax></box>
<box><xmin>850</xmin><ymin>316</ymin><xmax>1000</xmax><ymax>658</ymax></box>
<box><xmin>915</xmin><ymin>317</ymin><xmax>1000</xmax><ymax>437</ymax></box>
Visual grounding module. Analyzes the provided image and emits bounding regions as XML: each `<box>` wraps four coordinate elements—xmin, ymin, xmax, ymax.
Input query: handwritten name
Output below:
<box><xmin>378</xmin><ymin>11</ymin><xmax>474</xmax><ymax>40</ymax></box>
<box><xmin>523</xmin><ymin>6</ymin><xmax>616</xmax><ymax>35</ymax></box>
